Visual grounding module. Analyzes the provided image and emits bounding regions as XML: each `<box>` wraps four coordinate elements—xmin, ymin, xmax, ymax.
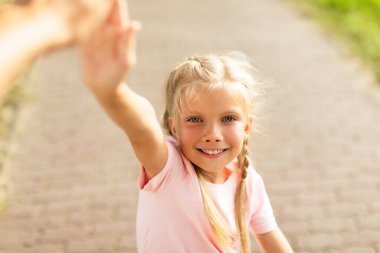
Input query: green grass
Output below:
<box><xmin>291</xmin><ymin>0</ymin><xmax>380</xmax><ymax>81</ymax></box>
<box><xmin>0</xmin><ymin>0</ymin><xmax>34</xmax><ymax>212</ymax></box>
<box><xmin>0</xmin><ymin>76</ymin><xmax>24</xmax><ymax>151</ymax></box>
<box><xmin>0</xmin><ymin>0</ymin><xmax>9</xmax><ymax>5</ymax></box>
<box><xmin>1</xmin><ymin>0</ymin><xmax>16</xmax><ymax>211</ymax></box>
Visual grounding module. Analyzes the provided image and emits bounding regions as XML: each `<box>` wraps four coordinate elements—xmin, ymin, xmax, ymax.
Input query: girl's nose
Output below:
<box><xmin>202</xmin><ymin>124</ymin><xmax>222</xmax><ymax>142</ymax></box>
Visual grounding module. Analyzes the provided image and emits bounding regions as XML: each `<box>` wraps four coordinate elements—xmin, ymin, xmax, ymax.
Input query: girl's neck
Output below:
<box><xmin>194</xmin><ymin>165</ymin><xmax>232</xmax><ymax>184</ymax></box>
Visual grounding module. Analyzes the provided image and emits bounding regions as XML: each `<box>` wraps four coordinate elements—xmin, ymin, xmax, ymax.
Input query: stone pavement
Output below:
<box><xmin>1</xmin><ymin>0</ymin><xmax>380</xmax><ymax>252</ymax></box>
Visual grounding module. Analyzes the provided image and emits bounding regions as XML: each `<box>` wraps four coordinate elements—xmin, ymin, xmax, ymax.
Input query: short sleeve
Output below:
<box><xmin>248</xmin><ymin>171</ymin><xmax>278</xmax><ymax>234</ymax></box>
<box><xmin>138</xmin><ymin>136</ymin><xmax>187</xmax><ymax>192</ymax></box>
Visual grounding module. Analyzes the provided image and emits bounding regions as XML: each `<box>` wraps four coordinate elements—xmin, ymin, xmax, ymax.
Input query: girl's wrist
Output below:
<box><xmin>90</xmin><ymin>81</ymin><xmax>127</xmax><ymax>102</ymax></box>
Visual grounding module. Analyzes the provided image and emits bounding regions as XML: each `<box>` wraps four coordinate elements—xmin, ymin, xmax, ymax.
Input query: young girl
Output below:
<box><xmin>80</xmin><ymin>1</ymin><xmax>294</xmax><ymax>252</ymax></box>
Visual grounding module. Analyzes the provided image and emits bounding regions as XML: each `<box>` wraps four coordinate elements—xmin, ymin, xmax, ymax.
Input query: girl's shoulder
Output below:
<box><xmin>245</xmin><ymin>164</ymin><xmax>266</xmax><ymax>191</ymax></box>
<box><xmin>166</xmin><ymin>135</ymin><xmax>178</xmax><ymax>145</ymax></box>
<box><xmin>247</xmin><ymin>165</ymin><xmax>261</xmax><ymax>179</ymax></box>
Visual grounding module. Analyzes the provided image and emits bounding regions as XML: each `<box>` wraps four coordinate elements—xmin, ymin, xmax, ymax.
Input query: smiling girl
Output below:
<box><xmin>80</xmin><ymin>1</ymin><xmax>293</xmax><ymax>252</ymax></box>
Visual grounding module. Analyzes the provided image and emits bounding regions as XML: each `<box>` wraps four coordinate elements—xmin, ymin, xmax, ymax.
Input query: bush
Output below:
<box><xmin>294</xmin><ymin>0</ymin><xmax>380</xmax><ymax>80</ymax></box>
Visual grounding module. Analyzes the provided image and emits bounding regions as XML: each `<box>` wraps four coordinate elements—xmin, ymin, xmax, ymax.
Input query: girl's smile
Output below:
<box><xmin>197</xmin><ymin>148</ymin><xmax>228</xmax><ymax>158</ymax></box>
<box><xmin>170</xmin><ymin>83</ymin><xmax>253</xmax><ymax>184</ymax></box>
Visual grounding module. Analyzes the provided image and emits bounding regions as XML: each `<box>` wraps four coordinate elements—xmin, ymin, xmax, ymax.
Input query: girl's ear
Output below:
<box><xmin>169</xmin><ymin>117</ymin><xmax>177</xmax><ymax>137</ymax></box>
<box><xmin>244</xmin><ymin>115</ymin><xmax>253</xmax><ymax>134</ymax></box>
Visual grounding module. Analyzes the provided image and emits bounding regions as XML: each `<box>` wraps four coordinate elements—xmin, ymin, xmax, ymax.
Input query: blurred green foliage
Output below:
<box><xmin>0</xmin><ymin>0</ymin><xmax>22</xmax><ymax>157</ymax></box>
<box><xmin>0</xmin><ymin>0</ymin><xmax>9</xmax><ymax>5</ymax></box>
<box><xmin>294</xmin><ymin>0</ymin><xmax>380</xmax><ymax>80</ymax></box>
<box><xmin>0</xmin><ymin>0</ymin><xmax>17</xmax><ymax>211</ymax></box>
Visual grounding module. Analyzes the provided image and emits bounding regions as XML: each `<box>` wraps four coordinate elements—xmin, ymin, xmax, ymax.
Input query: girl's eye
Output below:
<box><xmin>222</xmin><ymin>116</ymin><xmax>236</xmax><ymax>122</ymax></box>
<box><xmin>187</xmin><ymin>117</ymin><xmax>202</xmax><ymax>123</ymax></box>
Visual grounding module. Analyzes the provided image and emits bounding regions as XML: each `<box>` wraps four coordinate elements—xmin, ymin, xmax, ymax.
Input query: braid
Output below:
<box><xmin>238</xmin><ymin>137</ymin><xmax>250</xmax><ymax>182</ymax></box>
<box><xmin>194</xmin><ymin>166</ymin><xmax>234</xmax><ymax>249</ymax></box>
<box><xmin>162</xmin><ymin>109</ymin><xmax>171</xmax><ymax>135</ymax></box>
<box><xmin>235</xmin><ymin>137</ymin><xmax>251</xmax><ymax>253</ymax></box>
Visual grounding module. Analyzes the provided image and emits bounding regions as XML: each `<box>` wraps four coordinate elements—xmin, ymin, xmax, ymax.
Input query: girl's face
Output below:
<box><xmin>170</xmin><ymin>84</ymin><xmax>253</xmax><ymax>184</ymax></box>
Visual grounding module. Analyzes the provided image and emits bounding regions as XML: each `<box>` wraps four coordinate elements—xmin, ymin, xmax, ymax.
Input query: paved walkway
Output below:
<box><xmin>1</xmin><ymin>0</ymin><xmax>380</xmax><ymax>252</ymax></box>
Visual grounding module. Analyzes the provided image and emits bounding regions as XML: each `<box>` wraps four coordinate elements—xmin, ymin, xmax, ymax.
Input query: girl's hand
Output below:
<box><xmin>80</xmin><ymin>0</ymin><xmax>140</xmax><ymax>96</ymax></box>
<box><xmin>256</xmin><ymin>228</ymin><xmax>294</xmax><ymax>253</ymax></box>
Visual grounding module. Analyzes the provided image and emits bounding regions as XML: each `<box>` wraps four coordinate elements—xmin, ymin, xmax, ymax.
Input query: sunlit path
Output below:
<box><xmin>1</xmin><ymin>0</ymin><xmax>379</xmax><ymax>252</ymax></box>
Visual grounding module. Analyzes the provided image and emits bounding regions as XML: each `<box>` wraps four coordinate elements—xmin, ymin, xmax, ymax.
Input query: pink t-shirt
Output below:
<box><xmin>136</xmin><ymin>137</ymin><xmax>277</xmax><ymax>253</ymax></box>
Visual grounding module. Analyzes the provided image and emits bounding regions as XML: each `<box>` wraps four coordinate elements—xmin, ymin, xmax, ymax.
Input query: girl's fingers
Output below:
<box><xmin>106</xmin><ymin>0</ymin><xmax>119</xmax><ymax>24</ymax></box>
<box><xmin>126</xmin><ymin>21</ymin><xmax>141</xmax><ymax>66</ymax></box>
<box><xmin>118</xmin><ymin>0</ymin><xmax>129</xmax><ymax>26</ymax></box>
<box><xmin>107</xmin><ymin>0</ymin><xmax>129</xmax><ymax>27</ymax></box>
<box><xmin>81</xmin><ymin>25</ymin><xmax>116</xmax><ymax>64</ymax></box>
<box><xmin>118</xmin><ymin>21</ymin><xmax>140</xmax><ymax>72</ymax></box>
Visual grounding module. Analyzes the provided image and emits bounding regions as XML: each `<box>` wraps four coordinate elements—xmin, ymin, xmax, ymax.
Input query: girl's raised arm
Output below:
<box><xmin>80</xmin><ymin>0</ymin><xmax>167</xmax><ymax>179</ymax></box>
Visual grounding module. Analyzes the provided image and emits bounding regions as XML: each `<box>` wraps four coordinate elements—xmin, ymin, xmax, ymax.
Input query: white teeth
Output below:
<box><xmin>201</xmin><ymin>149</ymin><xmax>224</xmax><ymax>155</ymax></box>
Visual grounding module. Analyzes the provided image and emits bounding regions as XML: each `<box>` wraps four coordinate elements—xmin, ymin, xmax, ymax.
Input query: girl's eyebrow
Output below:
<box><xmin>182</xmin><ymin>110</ymin><xmax>243</xmax><ymax>117</ymax></box>
<box><xmin>182</xmin><ymin>109</ymin><xmax>202</xmax><ymax>115</ymax></box>
<box><xmin>223</xmin><ymin>110</ymin><xmax>242</xmax><ymax>115</ymax></box>
<box><xmin>221</xmin><ymin>109</ymin><xmax>245</xmax><ymax>117</ymax></box>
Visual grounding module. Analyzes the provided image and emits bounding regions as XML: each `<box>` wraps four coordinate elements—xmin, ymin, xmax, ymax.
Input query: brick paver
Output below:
<box><xmin>1</xmin><ymin>0</ymin><xmax>380</xmax><ymax>252</ymax></box>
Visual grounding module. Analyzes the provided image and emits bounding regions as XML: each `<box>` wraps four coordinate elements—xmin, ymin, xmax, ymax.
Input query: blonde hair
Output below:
<box><xmin>162</xmin><ymin>52</ymin><xmax>263</xmax><ymax>252</ymax></box>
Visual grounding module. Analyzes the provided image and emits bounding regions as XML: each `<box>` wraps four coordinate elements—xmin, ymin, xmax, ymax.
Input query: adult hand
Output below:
<box><xmin>0</xmin><ymin>0</ymin><xmax>118</xmax><ymax>104</ymax></box>
<box><xmin>29</xmin><ymin>0</ymin><xmax>117</xmax><ymax>46</ymax></box>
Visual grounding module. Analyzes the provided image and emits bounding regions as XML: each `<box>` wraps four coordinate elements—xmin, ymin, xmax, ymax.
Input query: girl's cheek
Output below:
<box><xmin>226</xmin><ymin>126</ymin><xmax>246</xmax><ymax>140</ymax></box>
<box><xmin>181</xmin><ymin>124</ymin><xmax>204</xmax><ymax>133</ymax></box>
<box><xmin>178</xmin><ymin>126</ymin><xmax>201</xmax><ymax>140</ymax></box>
